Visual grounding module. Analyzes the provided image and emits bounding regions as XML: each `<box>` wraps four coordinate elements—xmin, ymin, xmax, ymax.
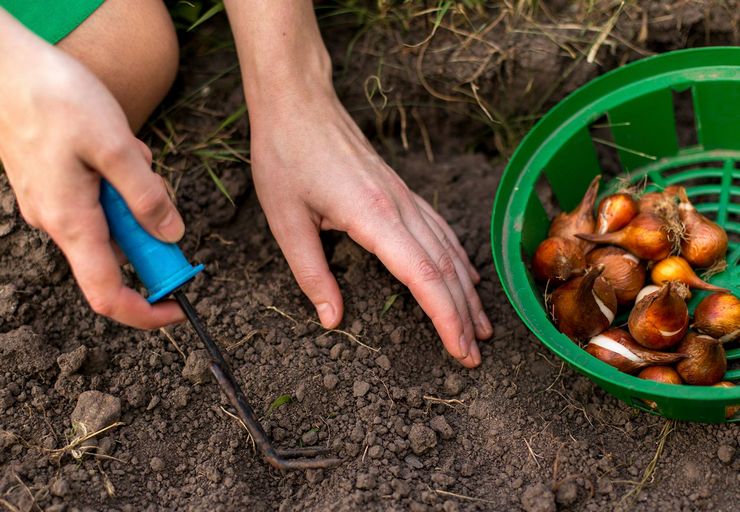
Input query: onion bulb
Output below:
<box><xmin>551</xmin><ymin>265</ymin><xmax>617</xmax><ymax>341</ymax></box>
<box><xmin>628</xmin><ymin>282</ymin><xmax>689</xmax><ymax>350</ymax></box>
<box><xmin>638</xmin><ymin>366</ymin><xmax>683</xmax><ymax>384</ymax></box>
<box><xmin>576</xmin><ymin>213</ymin><xmax>672</xmax><ymax>261</ymax></box>
<box><xmin>596</xmin><ymin>193</ymin><xmax>638</xmax><ymax>234</ymax></box>
<box><xmin>532</xmin><ymin>237</ymin><xmax>585</xmax><ymax>284</ymax></box>
<box><xmin>549</xmin><ymin>175</ymin><xmax>600</xmax><ymax>252</ymax></box>
<box><xmin>693</xmin><ymin>292</ymin><xmax>740</xmax><ymax>341</ymax></box>
<box><xmin>651</xmin><ymin>256</ymin><xmax>729</xmax><ymax>293</ymax></box>
<box><xmin>586</xmin><ymin>329</ymin><xmax>686</xmax><ymax>374</ymax></box>
<box><xmin>675</xmin><ymin>332</ymin><xmax>727</xmax><ymax>386</ymax></box>
<box><xmin>676</xmin><ymin>187</ymin><xmax>728</xmax><ymax>268</ymax></box>
<box><xmin>635</xmin><ymin>285</ymin><xmax>661</xmax><ymax>305</ymax></box>
<box><xmin>586</xmin><ymin>247</ymin><xmax>645</xmax><ymax>305</ymax></box>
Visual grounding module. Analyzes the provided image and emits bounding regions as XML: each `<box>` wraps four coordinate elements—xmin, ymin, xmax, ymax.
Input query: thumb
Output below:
<box><xmin>273</xmin><ymin>212</ymin><xmax>343</xmax><ymax>329</ymax></box>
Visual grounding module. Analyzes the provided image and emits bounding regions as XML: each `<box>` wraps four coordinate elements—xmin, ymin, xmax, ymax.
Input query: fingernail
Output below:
<box><xmin>458</xmin><ymin>334</ymin><xmax>470</xmax><ymax>359</ymax></box>
<box><xmin>158</xmin><ymin>210</ymin><xmax>184</xmax><ymax>241</ymax></box>
<box><xmin>478</xmin><ymin>311</ymin><xmax>493</xmax><ymax>337</ymax></box>
<box><xmin>316</xmin><ymin>302</ymin><xmax>336</xmax><ymax>328</ymax></box>
<box><xmin>470</xmin><ymin>341</ymin><xmax>481</xmax><ymax>366</ymax></box>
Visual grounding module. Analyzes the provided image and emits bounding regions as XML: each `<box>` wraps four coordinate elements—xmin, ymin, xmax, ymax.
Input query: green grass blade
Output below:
<box><xmin>203</xmin><ymin>161</ymin><xmax>235</xmax><ymax>206</ymax></box>
<box><xmin>268</xmin><ymin>394</ymin><xmax>292</xmax><ymax>415</ymax></box>
<box><xmin>187</xmin><ymin>1</ymin><xmax>225</xmax><ymax>32</ymax></box>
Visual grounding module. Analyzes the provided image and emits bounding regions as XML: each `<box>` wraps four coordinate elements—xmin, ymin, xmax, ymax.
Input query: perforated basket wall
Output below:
<box><xmin>492</xmin><ymin>47</ymin><xmax>740</xmax><ymax>423</ymax></box>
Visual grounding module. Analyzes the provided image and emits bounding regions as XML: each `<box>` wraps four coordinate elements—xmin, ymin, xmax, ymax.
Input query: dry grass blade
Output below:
<box><xmin>0</xmin><ymin>498</ymin><xmax>20</xmax><ymax>512</ymax></box>
<box><xmin>219</xmin><ymin>405</ymin><xmax>256</xmax><ymax>453</ymax></box>
<box><xmin>423</xmin><ymin>395</ymin><xmax>465</xmax><ymax>408</ymax></box>
<box><xmin>431</xmin><ymin>488</ymin><xmax>498</xmax><ymax>505</ymax></box>
<box><xmin>311</xmin><ymin>320</ymin><xmax>381</xmax><ymax>353</ymax></box>
<box><xmin>48</xmin><ymin>422</ymin><xmax>125</xmax><ymax>461</ymax></box>
<box><xmin>586</xmin><ymin>1</ymin><xmax>624</xmax><ymax>63</ymax></box>
<box><xmin>160</xmin><ymin>327</ymin><xmax>187</xmax><ymax>360</ymax></box>
<box><xmin>621</xmin><ymin>419</ymin><xmax>675</xmax><ymax>504</ymax></box>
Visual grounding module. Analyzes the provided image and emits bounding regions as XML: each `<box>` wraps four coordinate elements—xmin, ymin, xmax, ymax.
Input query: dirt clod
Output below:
<box><xmin>555</xmin><ymin>480</ymin><xmax>578</xmax><ymax>506</ymax></box>
<box><xmin>70</xmin><ymin>391</ymin><xmax>121</xmax><ymax>433</ymax></box>
<box><xmin>356</xmin><ymin>472</ymin><xmax>377</xmax><ymax>490</ymax></box>
<box><xmin>323</xmin><ymin>373</ymin><xmax>339</xmax><ymax>390</ymax></box>
<box><xmin>50</xmin><ymin>478</ymin><xmax>69</xmax><ymax>498</ymax></box>
<box><xmin>717</xmin><ymin>444</ymin><xmax>735</xmax><ymax>464</ymax></box>
<box><xmin>150</xmin><ymin>457</ymin><xmax>165</xmax><ymax>472</ymax></box>
<box><xmin>521</xmin><ymin>483</ymin><xmax>556</xmax><ymax>512</ymax></box>
<box><xmin>408</xmin><ymin>423</ymin><xmax>437</xmax><ymax>455</ymax></box>
<box><xmin>429</xmin><ymin>415</ymin><xmax>454</xmax><ymax>440</ymax></box>
<box><xmin>443</xmin><ymin>373</ymin><xmax>464</xmax><ymax>396</ymax></box>
<box><xmin>182</xmin><ymin>349</ymin><xmax>212</xmax><ymax>384</ymax></box>
<box><xmin>353</xmin><ymin>380</ymin><xmax>370</xmax><ymax>397</ymax></box>
<box><xmin>57</xmin><ymin>345</ymin><xmax>88</xmax><ymax>376</ymax></box>
<box><xmin>0</xmin><ymin>326</ymin><xmax>57</xmax><ymax>374</ymax></box>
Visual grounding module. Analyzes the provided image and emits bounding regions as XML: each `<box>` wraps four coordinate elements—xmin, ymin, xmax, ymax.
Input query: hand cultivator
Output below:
<box><xmin>100</xmin><ymin>180</ymin><xmax>341</xmax><ymax>470</ymax></box>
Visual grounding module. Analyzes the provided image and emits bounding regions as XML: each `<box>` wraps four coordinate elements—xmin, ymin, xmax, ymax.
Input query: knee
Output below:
<box><xmin>60</xmin><ymin>0</ymin><xmax>180</xmax><ymax>130</ymax></box>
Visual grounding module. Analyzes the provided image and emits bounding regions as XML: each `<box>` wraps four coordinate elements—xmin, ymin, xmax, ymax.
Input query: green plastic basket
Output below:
<box><xmin>492</xmin><ymin>47</ymin><xmax>740</xmax><ymax>423</ymax></box>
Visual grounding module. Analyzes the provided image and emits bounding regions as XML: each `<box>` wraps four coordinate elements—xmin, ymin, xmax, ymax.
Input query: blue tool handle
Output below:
<box><xmin>99</xmin><ymin>180</ymin><xmax>204</xmax><ymax>303</ymax></box>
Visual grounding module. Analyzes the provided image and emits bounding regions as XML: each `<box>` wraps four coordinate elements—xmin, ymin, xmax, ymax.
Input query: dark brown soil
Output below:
<box><xmin>1</xmin><ymin>3</ymin><xmax>739</xmax><ymax>512</ymax></box>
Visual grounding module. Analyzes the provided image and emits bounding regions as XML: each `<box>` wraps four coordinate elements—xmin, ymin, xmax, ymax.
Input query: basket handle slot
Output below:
<box><xmin>693</xmin><ymin>82</ymin><xmax>740</xmax><ymax>151</ymax></box>
<box><xmin>542</xmin><ymin>126</ymin><xmax>601</xmax><ymax>211</ymax></box>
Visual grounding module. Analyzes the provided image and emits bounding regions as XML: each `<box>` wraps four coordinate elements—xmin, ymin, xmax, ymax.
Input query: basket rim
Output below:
<box><xmin>491</xmin><ymin>47</ymin><xmax>740</xmax><ymax>410</ymax></box>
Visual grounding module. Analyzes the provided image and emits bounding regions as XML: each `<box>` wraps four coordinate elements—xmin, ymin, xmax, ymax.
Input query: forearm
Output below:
<box><xmin>223</xmin><ymin>0</ymin><xmax>334</xmax><ymax>114</ymax></box>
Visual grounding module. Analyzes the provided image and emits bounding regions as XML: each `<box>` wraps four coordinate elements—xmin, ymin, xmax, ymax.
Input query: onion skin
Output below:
<box><xmin>635</xmin><ymin>285</ymin><xmax>661</xmax><ymax>305</ymax></box>
<box><xmin>576</xmin><ymin>213</ymin><xmax>672</xmax><ymax>261</ymax></box>
<box><xmin>586</xmin><ymin>247</ymin><xmax>645</xmax><ymax>305</ymax></box>
<box><xmin>552</xmin><ymin>265</ymin><xmax>617</xmax><ymax>341</ymax></box>
<box><xmin>638</xmin><ymin>366</ymin><xmax>683</xmax><ymax>384</ymax></box>
<box><xmin>628</xmin><ymin>282</ymin><xmax>689</xmax><ymax>350</ymax></box>
<box><xmin>675</xmin><ymin>332</ymin><xmax>727</xmax><ymax>386</ymax></box>
<box><xmin>532</xmin><ymin>237</ymin><xmax>585</xmax><ymax>284</ymax></box>
<box><xmin>586</xmin><ymin>329</ymin><xmax>687</xmax><ymax>374</ymax></box>
<box><xmin>549</xmin><ymin>175</ymin><xmax>600</xmax><ymax>252</ymax></box>
<box><xmin>676</xmin><ymin>187</ymin><xmax>728</xmax><ymax>268</ymax></box>
<box><xmin>713</xmin><ymin>382</ymin><xmax>739</xmax><ymax>419</ymax></box>
<box><xmin>693</xmin><ymin>293</ymin><xmax>740</xmax><ymax>341</ymax></box>
<box><xmin>596</xmin><ymin>193</ymin><xmax>638</xmax><ymax>234</ymax></box>
<box><xmin>638</xmin><ymin>186</ymin><xmax>682</xmax><ymax>214</ymax></box>
<box><xmin>651</xmin><ymin>256</ymin><xmax>730</xmax><ymax>293</ymax></box>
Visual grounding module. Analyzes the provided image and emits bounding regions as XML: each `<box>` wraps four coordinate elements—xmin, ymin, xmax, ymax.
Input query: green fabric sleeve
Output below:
<box><xmin>1</xmin><ymin>0</ymin><xmax>105</xmax><ymax>44</ymax></box>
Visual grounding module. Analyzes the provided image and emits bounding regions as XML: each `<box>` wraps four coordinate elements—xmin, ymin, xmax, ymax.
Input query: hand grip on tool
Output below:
<box><xmin>98</xmin><ymin>179</ymin><xmax>340</xmax><ymax>471</ymax></box>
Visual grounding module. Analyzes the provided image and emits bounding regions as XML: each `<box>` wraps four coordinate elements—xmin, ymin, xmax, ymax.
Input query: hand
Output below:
<box><xmin>249</xmin><ymin>89</ymin><xmax>492</xmax><ymax>367</ymax></box>
<box><xmin>0</xmin><ymin>15</ymin><xmax>185</xmax><ymax>329</ymax></box>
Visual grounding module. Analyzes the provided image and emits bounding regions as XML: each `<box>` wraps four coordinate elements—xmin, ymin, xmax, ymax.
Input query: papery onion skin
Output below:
<box><xmin>586</xmin><ymin>329</ymin><xmax>686</xmax><ymax>374</ymax></box>
<box><xmin>675</xmin><ymin>332</ymin><xmax>727</xmax><ymax>386</ymax></box>
<box><xmin>532</xmin><ymin>237</ymin><xmax>585</xmax><ymax>284</ymax></box>
<box><xmin>552</xmin><ymin>265</ymin><xmax>617</xmax><ymax>342</ymax></box>
<box><xmin>676</xmin><ymin>187</ymin><xmax>728</xmax><ymax>268</ymax></box>
<box><xmin>576</xmin><ymin>213</ymin><xmax>672</xmax><ymax>261</ymax></box>
<box><xmin>549</xmin><ymin>175</ymin><xmax>601</xmax><ymax>252</ymax></box>
<box><xmin>693</xmin><ymin>293</ymin><xmax>740</xmax><ymax>341</ymax></box>
<box><xmin>587</xmin><ymin>247</ymin><xmax>645</xmax><ymax>305</ymax></box>
<box><xmin>628</xmin><ymin>282</ymin><xmax>689</xmax><ymax>350</ymax></box>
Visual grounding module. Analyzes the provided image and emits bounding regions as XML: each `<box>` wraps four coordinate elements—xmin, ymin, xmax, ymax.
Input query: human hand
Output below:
<box><xmin>0</xmin><ymin>13</ymin><xmax>185</xmax><ymax>329</ymax></box>
<box><xmin>248</xmin><ymin>89</ymin><xmax>492</xmax><ymax>367</ymax></box>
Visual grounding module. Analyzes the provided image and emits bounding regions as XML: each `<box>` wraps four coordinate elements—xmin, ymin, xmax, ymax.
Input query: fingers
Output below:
<box><xmin>45</xmin><ymin>205</ymin><xmax>184</xmax><ymax>329</ymax></box>
<box><xmin>80</xmin><ymin>133</ymin><xmax>184</xmax><ymax>243</ymax></box>
<box><xmin>271</xmin><ymin>209</ymin><xmax>344</xmax><ymax>329</ymax></box>
<box><xmin>418</xmin><ymin>207</ymin><xmax>493</xmax><ymax>341</ymax></box>
<box><xmin>413</xmin><ymin>193</ymin><xmax>481</xmax><ymax>284</ymax></box>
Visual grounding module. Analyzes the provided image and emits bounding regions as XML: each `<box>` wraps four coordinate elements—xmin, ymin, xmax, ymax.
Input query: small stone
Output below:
<box><xmin>329</xmin><ymin>343</ymin><xmax>343</xmax><ymax>360</ymax></box>
<box><xmin>429</xmin><ymin>415</ymin><xmax>454</xmax><ymax>440</ymax></box>
<box><xmin>406</xmin><ymin>386</ymin><xmax>424</xmax><ymax>408</ymax></box>
<box><xmin>323</xmin><ymin>373</ymin><xmax>339</xmax><ymax>390</ymax></box>
<box><xmin>521</xmin><ymin>483</ymin><xmax>556</xmax><ymax>512</ymax></box>
<box><xmin>404</xmin><ymin>454</ymin><xmax>424</xmax><ymax>469</ymax></box>
<box><xmin>390</xmin><ymin>327</ymin><xmax>403</xmax><ymax>344</ymax></box>
<box><xmin>408</xmin><ymin>424</ymin><xmax>437</xmax><ymax>455</ymax></box>
<box><xmin>182</xmin><ymin>350</ymin><xmax>211</xmax><ymax>385</ymax></box>
<box><xmin>375</xmin><ymin>355</ymin><xmax>391</xmax><ymax>371</ymax></box>
<box><xmin>717</xmin><ymin>444</ymin><xmax>735</xmax><ymax>464</ymax></box>
<box><xmin>555</xmin><ymin>480</ymin><xmax>578</xmax><ymax>506</ymax></box>
<box><xmin>356</xmin><ymin>472</ymin><xmax>376</xmax><ymax>490</ymax></box>
<box><xmin>50</xmin><ymin>478</ymin><xmax>69</xmax><ymax>497</ymax></box>
<box><xmin>443</xmin><ymin>373</ymin><xmax>464</xmax><ymax>396</ymax></box>
<box><xmin>57</xmin><ymin>346</ymin><xmax>88</xmax><ymax>377</ymax></box>
<box><xmin>353</xmin><ymin>380</ymin><xmax>371</xmax><ymax>397</ymax></box>
<box><xmin>301</xmin><ymin>430</ymin><xmax>318</xmax><ymax>445</ymax></box>
<box><xmin>71</xmin><ymin>391</ymin><xmax>121</xmax><ymax>433</ymax></box>
<box><xmin>295</xmin><ymin>382</ymin><xmax>307</xmax><ymax>402</ymax></box>
<box><xmin>150</xmin><ymin>457</ymin><xmax>165</xmax><ymax>472</ymax></box>
<box><xmin>368</xmin><ymin>445</ymin><xmax>384</xmax><ymax>459</ymax></box>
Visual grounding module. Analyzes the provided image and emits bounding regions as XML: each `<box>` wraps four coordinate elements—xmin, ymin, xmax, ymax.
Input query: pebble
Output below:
<box><xmin>408</xmin><ymin>424</ymin><xmax>437</xmax><ymax>455</ymax></box>
<box><xmin>717</xmin><ymin>444</ymin><xmax>735</xmax><ymax>464</ymax></box>
<box><xmin>353</xmin><ymin>380</ymin><xmax>371</xmax><ymax>397</ymax></box>
<box><xmin>375</xmin><ymin>354</ymin><xmax>391</xmax><ymax>371</ymax></box>
<box><xmin>57</xmin><ymin>346</ymin><xmax>88</xmax><ymax>376</ymax></box>
<box><xmin>182</xmin><ymin>350</ymin><xmax>212</xmax><ymax>384</ymax></box>
<box><xmin>295</xmin><ymin>382</ymin><xmax>307</xmax><ymax>402</ymax></box>
<box><xmin>429</xmin><ymin>415</ymin><xmax>454</xmax><ymax>440</ymax></box>
<box><xmin>443</xmin><ymin>373</ymin><xmax>464</xmax><ymax>396</ymax></box>
<box><xmin>323</xmin><ymin>373</ymin><xmax>339</xmax><ymax>390</ymax></box>
<box><xmin>150</xmin><ymin>457</ymin><xmax>165</xmax><ymax>472</ymax></box>
<box><xmin>71</xmin><ymin>391</ymin><xmax>121</xmax><ymax>433</ymax></box>
<box><xmin>521</xmin><ymin>483</ymin><xmax>556</xmax><ymax>512</ymax></box>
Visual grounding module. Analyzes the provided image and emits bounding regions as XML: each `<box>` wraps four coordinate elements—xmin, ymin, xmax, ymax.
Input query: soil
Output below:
<box><xmin>1</xmin><ymin>3</ymin><xmax>739</xmax><ymax>512</ymax></box>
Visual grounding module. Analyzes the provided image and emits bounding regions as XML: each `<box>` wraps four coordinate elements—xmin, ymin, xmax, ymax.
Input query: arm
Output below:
<box><xmin>223</xmin><ymin>1</ymin><xmax>492</xmax><ymax>367</ymax></box>
<box><xmin>0</xmin><ymin>8</ymin><xmax>184</xmax><ymax>328</ymax></box>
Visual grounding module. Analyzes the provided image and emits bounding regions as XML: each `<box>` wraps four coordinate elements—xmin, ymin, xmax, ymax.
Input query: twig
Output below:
<box><xmin>621</xmin><ymin>419</ymin><xmax>675</xmax><ymax>504</ymax></box>
<box><xmin>523</xmin><ymin>436</ymin><xmax>543</xmax><ymax>469</ymax></box>
<box><xmin>431</xmin><ymin>488</ymin><xmax>497</xmax><ymax>505</ymax></box>
<box><xmin>423</xmin><ymin>395</ymin><xmax>465</xmax><ymax>408</ymax></box>
<box><xmin>160</xmin><ymin>328</ymin><xmax>187</xmax><ymax>360</ymax></box>
<box><xmin>311</xmin><ymin>321</ymin><xmax>381</xmax><ymax>353</ymax></box>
